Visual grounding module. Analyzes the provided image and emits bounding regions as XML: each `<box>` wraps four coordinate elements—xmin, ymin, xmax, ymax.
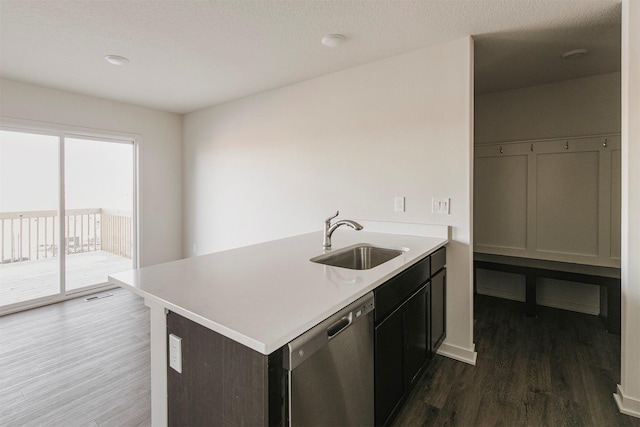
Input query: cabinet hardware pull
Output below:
<box><xmin>603</xmin><ymin>138</ymin><xmax>608</xmax><ymax>148</ymax></box>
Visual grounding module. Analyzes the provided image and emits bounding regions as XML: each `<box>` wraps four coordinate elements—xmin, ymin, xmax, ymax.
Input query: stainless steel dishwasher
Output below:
<box><xmin>284</xmin><ymin>292</ymin><xmax>375</xmax><ymax>426</ymax></box>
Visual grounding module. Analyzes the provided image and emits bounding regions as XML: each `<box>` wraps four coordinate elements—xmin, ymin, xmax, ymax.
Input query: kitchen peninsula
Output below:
<box><xmin>109</xmin><ymin>223</ymin><xmax>449</xmax><ymax>426</ymax></box>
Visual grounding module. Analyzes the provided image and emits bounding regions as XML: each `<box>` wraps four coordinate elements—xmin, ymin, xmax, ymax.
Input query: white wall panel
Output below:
<box><xmin>475</xmin><ymin>73</ymin><xmax>620</xmax><ymax>144</ymax></box>
<box><xmin>536</xmin><ymin>279</ymin><xmax>600</xmax><ymax>315</ymax></box>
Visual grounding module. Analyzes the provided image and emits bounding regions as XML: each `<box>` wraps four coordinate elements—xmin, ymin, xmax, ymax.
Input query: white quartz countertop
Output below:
<box><xmin>109</xmin><ymin>230</ymin><xmax>447</xmax><ymax>355</ymax></box>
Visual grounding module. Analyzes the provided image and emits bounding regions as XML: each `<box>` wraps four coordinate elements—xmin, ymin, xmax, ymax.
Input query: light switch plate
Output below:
<box><xmin>432</xmin><ymin>198</ymin><xmax>450</xmax><ymax>214</ymax></box>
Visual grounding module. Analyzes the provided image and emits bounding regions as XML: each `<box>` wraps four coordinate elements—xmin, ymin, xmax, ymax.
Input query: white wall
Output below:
<box><xmin>476</xmin><ymin>72</ymin><xmax>621</xmax><ymax>144</ymax></box>
<box><xmin>615</xmin><ymin>0</ymin><xmax>640</xmax><ymax>418</ymax></box>
<box><xmin>0</xmin><ymin>79</ymin><xmax>183</xmax><ymax>267</ymax></box>
<box><xmin>183</xmin><ymin>37</ymin><xmax>476</xmax><ymax>363</ymax></box>
<box><xmin>474</xmin><ymin>73</ymin><xmax>621</xmax><ymax>315</ymax></box>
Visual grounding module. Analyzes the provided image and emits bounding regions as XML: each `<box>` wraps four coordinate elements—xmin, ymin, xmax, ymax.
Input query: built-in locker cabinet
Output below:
<box><xmin>474</xmin><ymin>135</ymin><xmax>621</xmax><ymax>267</ymax></box>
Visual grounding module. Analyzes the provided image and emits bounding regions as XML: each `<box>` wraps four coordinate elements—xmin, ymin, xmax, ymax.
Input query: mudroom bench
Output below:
<box><xmin>474</xmin><ymin>253</ymin><xmax>621</xmax><ymax>334</ymax></box>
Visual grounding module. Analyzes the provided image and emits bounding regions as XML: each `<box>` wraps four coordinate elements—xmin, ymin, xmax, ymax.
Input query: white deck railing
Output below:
<box><xmin>0</xmin><ymin>209</ymin><xmax>132</xmax><ymax>264</ymax></box>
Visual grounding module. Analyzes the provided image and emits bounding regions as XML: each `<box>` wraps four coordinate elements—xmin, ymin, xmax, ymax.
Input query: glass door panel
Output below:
<box><xmin>0</xmin><ymin>130</ymin><xmax>60</xmax><ymax>306</ymax></box>
<box><xmin>64</xmin><ymin>137</ymin><xmax>134</xmax><ymax>292</ymax></box>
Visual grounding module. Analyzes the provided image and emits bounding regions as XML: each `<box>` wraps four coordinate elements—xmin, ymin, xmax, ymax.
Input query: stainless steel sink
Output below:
<box><xmin>311</xmin><ymin>244</ymin><xmax>406</xmax><ymax>270</ymax></box>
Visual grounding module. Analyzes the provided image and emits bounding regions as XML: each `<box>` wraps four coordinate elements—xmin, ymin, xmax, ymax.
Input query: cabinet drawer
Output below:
<box><xmin>431</xmin><ymin>247</ymin><xmax>446</xmax><ymax>275</ymax></box>
<box><xmin>374</xmin><ymin>256</ymin><xmax>430</xmax><ymax>323</ymax></box>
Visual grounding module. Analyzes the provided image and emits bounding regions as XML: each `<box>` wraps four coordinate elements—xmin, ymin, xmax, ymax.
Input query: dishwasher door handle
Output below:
<box><xmin>327</xmin><ymin>313</ymin><xmax>352</xmax><ymax>339</ymax></box>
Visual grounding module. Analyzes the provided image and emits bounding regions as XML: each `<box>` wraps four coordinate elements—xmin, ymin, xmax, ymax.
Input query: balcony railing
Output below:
<box><xmin>0</xmin><ymin>209</ymin><xmax>132</xmax><ymax>264</ymax></box>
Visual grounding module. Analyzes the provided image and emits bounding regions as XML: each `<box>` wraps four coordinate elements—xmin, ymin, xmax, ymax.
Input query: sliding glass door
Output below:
<box><xmin>64</xmin><ymin>137</ymin><xmax>134</xmax><ymax>291</ymax></box>
<box><xmin>0</xmin><ymin>129</ymin><xmax>136</xmax><ymax>310</ymax></box>
<box><xmin>0</xmin><ymin>131</ymin><xmax>60</xmax><ymax>305</ymax></box>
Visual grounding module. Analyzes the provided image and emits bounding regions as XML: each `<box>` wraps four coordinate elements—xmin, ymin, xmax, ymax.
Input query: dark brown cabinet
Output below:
<box><xmin>431</xmin><ymin>268</ymin><xmax>446</xmax><ymax>352</ymax></box>
<box><xmin>374</xmin><ymin>308</ymin><xmax>404</xmax><ymax>426</ymax></box>
<box><xmin>374</xmin><ymin>285</ymin><xmax>429</xmax><ymax>426</ymax></box>
<box><xmin>430</xmin><ymin>247</ymin><xmax>446</xmax><ymax>353</ymax></box>
<box><xmin>166</xmin><ymin>312</ymin><xmax>285</xmax><ymax>427</ymax></box>
<box><xmin>374</xmin><ymin>247</ymin><xmax>446</xmax><ymax>427</ymax></box>
<box><xmin>404</xmin><ymin>286</ymin><xmax>428</xmax><ymax>386</ymax></box>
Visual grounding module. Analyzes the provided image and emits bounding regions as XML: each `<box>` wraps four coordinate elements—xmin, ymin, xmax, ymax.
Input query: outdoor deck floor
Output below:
<box><xmin>0</xmin><ymin>251</ymin><xmax>131</xmax><ymax>308</ymax></box>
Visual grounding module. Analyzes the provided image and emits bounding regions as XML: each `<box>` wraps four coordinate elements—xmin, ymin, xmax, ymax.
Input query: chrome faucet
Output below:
<box><xmin>323</xmin><ymin>211</ymin><xmax>363</xmax><ymax>249</ymax></box>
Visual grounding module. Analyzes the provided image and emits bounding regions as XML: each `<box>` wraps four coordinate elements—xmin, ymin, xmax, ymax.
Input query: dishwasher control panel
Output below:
<box><xmin>355</xmin><ymin>299</ymin><xmax>375</xmax><ymax>319</ymax></box>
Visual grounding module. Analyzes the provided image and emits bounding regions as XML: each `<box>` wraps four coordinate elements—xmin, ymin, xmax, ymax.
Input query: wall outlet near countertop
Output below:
<box><xmin>169</xmin><ymin>334</ymin><xmax>182</xmax><ymax>373</ymax></box>
<box><xmin>394</xmin><ymin>196</ymin><xmax>405</xmax><ymax>212</ymax></box>
<box><xmin>432</xmin><ymin>198</ymin><xmax>450</xmax><ymax>214</ymax></box>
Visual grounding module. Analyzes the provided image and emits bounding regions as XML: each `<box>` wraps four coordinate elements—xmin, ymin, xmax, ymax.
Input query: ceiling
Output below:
<box><xmin>0</xmin><ymin>0</ymin><xmax>621</xmax><ymax>114</ymax></box>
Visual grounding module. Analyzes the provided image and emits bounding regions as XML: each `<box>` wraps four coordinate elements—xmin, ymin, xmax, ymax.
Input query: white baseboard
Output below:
<box><xmin>437</xmin><ymin>341</ymin><xmax>477</xmax><ymax>365</ymax></box>
<box><xmin>614</xmin><ymin>385</ymin><xmax>640</xmax><ymax>418</ymax></box>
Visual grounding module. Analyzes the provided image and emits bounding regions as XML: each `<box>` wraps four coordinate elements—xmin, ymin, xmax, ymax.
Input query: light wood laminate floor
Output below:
<box><xmin>0</xmin><ymin>288</ymin><xmax>150</xmax><ymax>427</ymax></box>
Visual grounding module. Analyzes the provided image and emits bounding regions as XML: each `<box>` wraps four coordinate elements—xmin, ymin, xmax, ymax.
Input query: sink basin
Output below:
<box><xmin>311</xmin><ymin>244</ymin><xmax>406</xmax><ymax>270</ymax></box>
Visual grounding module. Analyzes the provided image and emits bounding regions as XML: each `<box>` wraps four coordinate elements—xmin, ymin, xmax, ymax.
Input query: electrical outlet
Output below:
<box><xmin>169</xmin><ymin>334</ymin><xmax>182</xmax><ymax>373</ymax></box>
<box><xmin>432</xmin><ymin>197</ymin><xmax>450</xmax><ymax>214</ymax></box>
<box><xmin>394</xmin><ymin>196</ymin><xmax>405</xmax><ymax>212</ymax></box>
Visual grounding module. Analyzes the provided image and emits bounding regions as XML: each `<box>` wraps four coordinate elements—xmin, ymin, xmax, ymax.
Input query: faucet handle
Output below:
<box><xmin>325</xmin><ymin>211</ymin><xmax>339</xmax><ymax>224</ymax></box>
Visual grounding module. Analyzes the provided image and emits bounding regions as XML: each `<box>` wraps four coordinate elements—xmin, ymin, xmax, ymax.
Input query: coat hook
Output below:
<box><xmin>603</xmin><ymin>138</ymin><xmax>608</xmax><ymax>148</ymax></box>
<box><xmin>565</xmin><ymin>141</ymin><xmax>569</xmax><ymax>150</ymax></box>
<box><xmin>500</xmin><ymin>146</ymin><xmax>504</xmax><ymax>154</ymax></box>
<box><xmin>530</xmin><ymin>144</ymin><xmax>534</xmax><ymax>152</ymax></box>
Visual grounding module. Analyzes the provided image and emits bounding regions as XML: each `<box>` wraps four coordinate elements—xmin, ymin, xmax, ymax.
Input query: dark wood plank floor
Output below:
<box><xmin>394</xmin><ymin>294</ymin><xmax>640</xmax><ymax>427</ymax></box>
<box><xmin>0</xmin><ymin>288</ymin><xmax>150</xmax><ymax>427</ymax></box>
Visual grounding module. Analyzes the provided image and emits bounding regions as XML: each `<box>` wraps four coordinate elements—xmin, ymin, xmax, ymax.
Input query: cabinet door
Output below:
<box><xmin>425</xmin><ymin>284</ymin><xmax>432</xmax><ymax>360</ymax></box>
<box><xmin>404</xmin><ymin>286</ymin><xmax>427</xmax><ymax>387</ymax></box>
<box><xmin>374</xmin><ymin>309</ymin><xmax>404</xmax><ymax>426</ymax></box>
<box><xmin>431</xmin><ymin>269</ymin><xmax>446</xmax><ymax>353</ymax></box>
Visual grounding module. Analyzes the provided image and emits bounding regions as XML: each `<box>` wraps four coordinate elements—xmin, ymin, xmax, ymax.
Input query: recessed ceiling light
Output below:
<box><xmin>321</xmin><ymin>34</ymin><xmax>346</xmax><ymax>48</ymax></box>
<box><xmin>105</xmin><ymin>55</ymin><xmax>129</xmax><ymax>66</ymax></box>
<box><xmin>562</xmin><ymin>48</ymin><xmax>588</xmax><ymax>60</ymax></box>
